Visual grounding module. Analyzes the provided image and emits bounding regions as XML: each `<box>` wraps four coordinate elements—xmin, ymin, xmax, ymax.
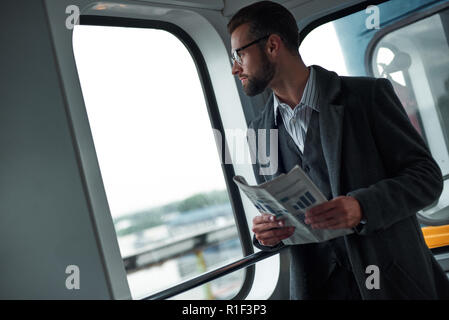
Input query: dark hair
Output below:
<box><xmin>227</xmin><ymin>1</ymin><xmax>300</xmax><ymax>55</ymax></box>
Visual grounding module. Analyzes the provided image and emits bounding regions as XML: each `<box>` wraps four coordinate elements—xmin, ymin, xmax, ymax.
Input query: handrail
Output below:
<box><xmin>123</xmin><ymin>223</ymin><xmax>238</xmax><ymax>271</ymax></box>
<box><xmin>143</xmin><ymin>246</ymin><xmax>287</xmax><ymax>300</ymax></box>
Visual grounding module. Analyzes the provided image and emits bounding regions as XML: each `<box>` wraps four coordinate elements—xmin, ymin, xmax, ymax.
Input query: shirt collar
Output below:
<box><xmin>273</xmin><ymin>66</ymin><xmax>319</xmax><ymax>125</ymax></box>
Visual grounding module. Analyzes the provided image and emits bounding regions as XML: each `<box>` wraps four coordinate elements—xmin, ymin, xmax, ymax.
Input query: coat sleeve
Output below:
<box><xmin>348</xmin><ymin>78</ymin><xmax>443</xmax><ymax>235</ymax></box>
<box><xmin>252</xmin><ymin>234</ymin><xmax>285</xmax><ymax>251</ymax></box>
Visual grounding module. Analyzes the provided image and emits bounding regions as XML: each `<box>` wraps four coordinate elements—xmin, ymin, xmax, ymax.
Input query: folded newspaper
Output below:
<box><xmin>233</xmin><ymin>165</ymin><xmax>353</xmax><ymax>245</ymax></box>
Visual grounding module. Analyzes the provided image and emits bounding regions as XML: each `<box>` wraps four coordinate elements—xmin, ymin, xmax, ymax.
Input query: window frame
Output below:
<box><xmin>364</xmin><ymin>0</ymin><xmax>449</xmax><ymax>77</ymax></box>
<box><xmin>77</xmin><ymin>14</ymin><xmax>255</xmax><ymax>300</ymax></box>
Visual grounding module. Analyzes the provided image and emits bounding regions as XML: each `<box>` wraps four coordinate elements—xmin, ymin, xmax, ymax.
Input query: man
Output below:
<box><xmin>228</xmin><ymin>1</ymin><xmax>449</xmax><ymax>299</ymax></box>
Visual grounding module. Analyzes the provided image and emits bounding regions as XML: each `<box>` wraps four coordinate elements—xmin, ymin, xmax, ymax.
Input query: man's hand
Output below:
<box><xmin>305</xmin><ymin>196</ymin><xmax>363</xmax><ymax>229</ymax></box>
<box><xmin>252</xmin><ymin>214</ymin><xmax>295</xmax><ymax>247</ymax></box>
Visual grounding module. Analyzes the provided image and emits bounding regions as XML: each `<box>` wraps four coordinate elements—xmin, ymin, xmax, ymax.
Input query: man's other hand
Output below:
<box><xmin>252</xmin><ymin>213</ymin><xmax>295</xmax><ymax>247</ymax></box>
<box><xmin>305</xmin><ymin>196</ymin><xmax>362</xmax><ymax>229</ymax></box>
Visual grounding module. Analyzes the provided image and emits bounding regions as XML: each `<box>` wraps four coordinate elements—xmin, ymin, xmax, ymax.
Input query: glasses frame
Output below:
<box><xmin>231</xmin><ymin>35</ymin><xmax>269</xmax><ymax>66</ymax></box>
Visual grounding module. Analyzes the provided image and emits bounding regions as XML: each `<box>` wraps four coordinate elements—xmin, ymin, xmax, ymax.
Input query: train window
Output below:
<box><xmin>299</xmin><ymin>21</ymin><xmax>349</xmax><ymax>76</ymax></box>
<box><xmin>72</xmin><ymin>25</ymin><xmax>244</xmax><ymax>299</ymax></box>
<box><xmin>370</xmin><ymin>7</ymin><xmax>449</xmax><ymax>226</ymax></box>
<box><xmin>300</xmin><ymin>1</ymin><xmax>449</xmax><ymax>241</ymax></box>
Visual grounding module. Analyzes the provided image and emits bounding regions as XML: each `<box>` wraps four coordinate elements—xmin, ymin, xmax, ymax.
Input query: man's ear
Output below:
<box><xmin>266</xmin><ymin>34</ymin><xmax>282</xmax><ymax>57</ymax></box>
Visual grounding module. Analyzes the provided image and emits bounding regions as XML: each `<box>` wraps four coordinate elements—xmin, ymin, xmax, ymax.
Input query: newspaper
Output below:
<box><xmin>233</xmin><ymin>165</ymin><xmax>353</xmax><ymax>245</ymax></box>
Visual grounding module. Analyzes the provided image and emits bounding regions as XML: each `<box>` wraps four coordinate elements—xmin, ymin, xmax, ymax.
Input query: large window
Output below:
<box><xmin>73</xmin><ymin>25</ymin><xmax>244</xmax><ymax>299</ymax></box>
<box><xmin>300</xmin><ymin>0</ymin><xmax>449</xmax><ymax>235</ymax></box>
<box><xmin>370</xmin><ymin>7</ymin><xmax>449</xmax><ymax>220</ymax></box>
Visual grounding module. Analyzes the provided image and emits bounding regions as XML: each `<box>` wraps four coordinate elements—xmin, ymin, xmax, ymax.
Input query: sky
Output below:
<box><xmin>72</xmin><ymin>22</ymin><xmax>348</xmax><ymax>218</ymax></box>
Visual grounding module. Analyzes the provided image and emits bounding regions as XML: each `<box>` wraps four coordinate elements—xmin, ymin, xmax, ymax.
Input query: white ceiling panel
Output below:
<box><xmin>222</xmin><ymin>0</ymin><xmax>366</xmax><ymax>20</ymax></box>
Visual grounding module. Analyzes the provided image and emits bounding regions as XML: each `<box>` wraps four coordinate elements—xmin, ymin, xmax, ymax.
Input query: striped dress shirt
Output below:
<box><xmin>273</xmin><ymin>66</ymin><xmax>320</xmax><ymax>153</ymax></box>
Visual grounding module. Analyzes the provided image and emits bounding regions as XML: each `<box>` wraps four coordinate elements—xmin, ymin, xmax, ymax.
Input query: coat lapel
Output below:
<box><xmin>313</xmin><ymin>66</ymin><xmax>345</xmax><ymax>197</ymax></box>
<box><xmin>320</xmin><ymin>104</ymin><xmax>344</xmax><ymax>197</ymax></box>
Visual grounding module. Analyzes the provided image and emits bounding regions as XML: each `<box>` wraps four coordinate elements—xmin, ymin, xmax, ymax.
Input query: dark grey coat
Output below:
<box><xmin>249</xmin><ymin>65</ymin><xmax>449</xmax><ymax>299</ymax></box>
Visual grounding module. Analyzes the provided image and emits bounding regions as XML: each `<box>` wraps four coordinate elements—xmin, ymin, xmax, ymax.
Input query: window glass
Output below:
<box><xmin>300</xmin><ymin>1</ymin><xmax>449</xmax><ymax>229</ymax></box>
<box><xmin>300</xmin><ymin>22</ymin><xmax>349</xmax><ymax>76</ymax></box>
<box><xmin>371</xmin><ymin>9</ymin><xmax>449</xmax><ymax>176</ymax></box>
<box><xmin>73</xmin><ymin>25</ymin><xmax>244</xmax><ymax>299</ymax></box>
<box><xmin>370</xmin><ymin>8</ymin><xmax>449</xmax><ymax>220</ymax></box>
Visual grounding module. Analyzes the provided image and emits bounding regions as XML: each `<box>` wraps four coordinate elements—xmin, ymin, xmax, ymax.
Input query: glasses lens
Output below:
<box><xmin>232</xmin><ymin>50</ymin><xmax>241</xmax><ymax>65</ymax></box>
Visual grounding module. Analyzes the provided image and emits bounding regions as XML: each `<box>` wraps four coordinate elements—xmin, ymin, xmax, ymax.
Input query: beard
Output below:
<box><xmin>242</xmin><ymin>52</ymin><xmax>275</xmax><ymax>96</ymax></box>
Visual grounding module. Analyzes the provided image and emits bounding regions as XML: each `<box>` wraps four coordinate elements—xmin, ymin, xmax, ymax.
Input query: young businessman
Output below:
<box><xmin>229</xmin><ymin>1</ymin><xmax>449</xmax><ymax>299</ymax></box>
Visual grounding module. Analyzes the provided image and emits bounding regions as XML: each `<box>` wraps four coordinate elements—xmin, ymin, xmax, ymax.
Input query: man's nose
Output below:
<box><xmin>231</xmin><ymin>60</ymin><xmax>242</xmax><ymax>75</ymax></box>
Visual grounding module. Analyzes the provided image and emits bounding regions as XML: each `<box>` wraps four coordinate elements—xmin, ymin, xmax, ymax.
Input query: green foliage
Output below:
<box><xmin>177</xmin><ymin>190</ymin><xmax>229</xmax><ymax>212</ymax></box>
<box><xmin>113</xmin><ymin>189</ymin><xmax>229</xmax><ymax>237</ymax></box>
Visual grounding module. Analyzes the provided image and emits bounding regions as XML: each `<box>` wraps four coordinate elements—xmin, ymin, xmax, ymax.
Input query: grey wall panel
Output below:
<box><xmin>0</xmin><ymin>0</ymin><xmax>119</xmax><ymax>299</ymax></box>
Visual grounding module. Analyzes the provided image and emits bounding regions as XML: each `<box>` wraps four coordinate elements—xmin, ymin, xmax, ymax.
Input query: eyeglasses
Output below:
<box><xmin>231</xmin><ymin>35</ymin><xmax>269</xmax><ymax>66</ymax></box>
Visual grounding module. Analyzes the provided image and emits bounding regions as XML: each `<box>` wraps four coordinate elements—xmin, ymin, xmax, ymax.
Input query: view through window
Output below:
<box><xmin>73</xmin><ymin>25</ymin><xmax>244</xmax><ymax>299</ymax></box>
<box><xmin>370</xmin><ymin>7</ymin><xmax>449</xmax><ymax>218</ymax></box>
